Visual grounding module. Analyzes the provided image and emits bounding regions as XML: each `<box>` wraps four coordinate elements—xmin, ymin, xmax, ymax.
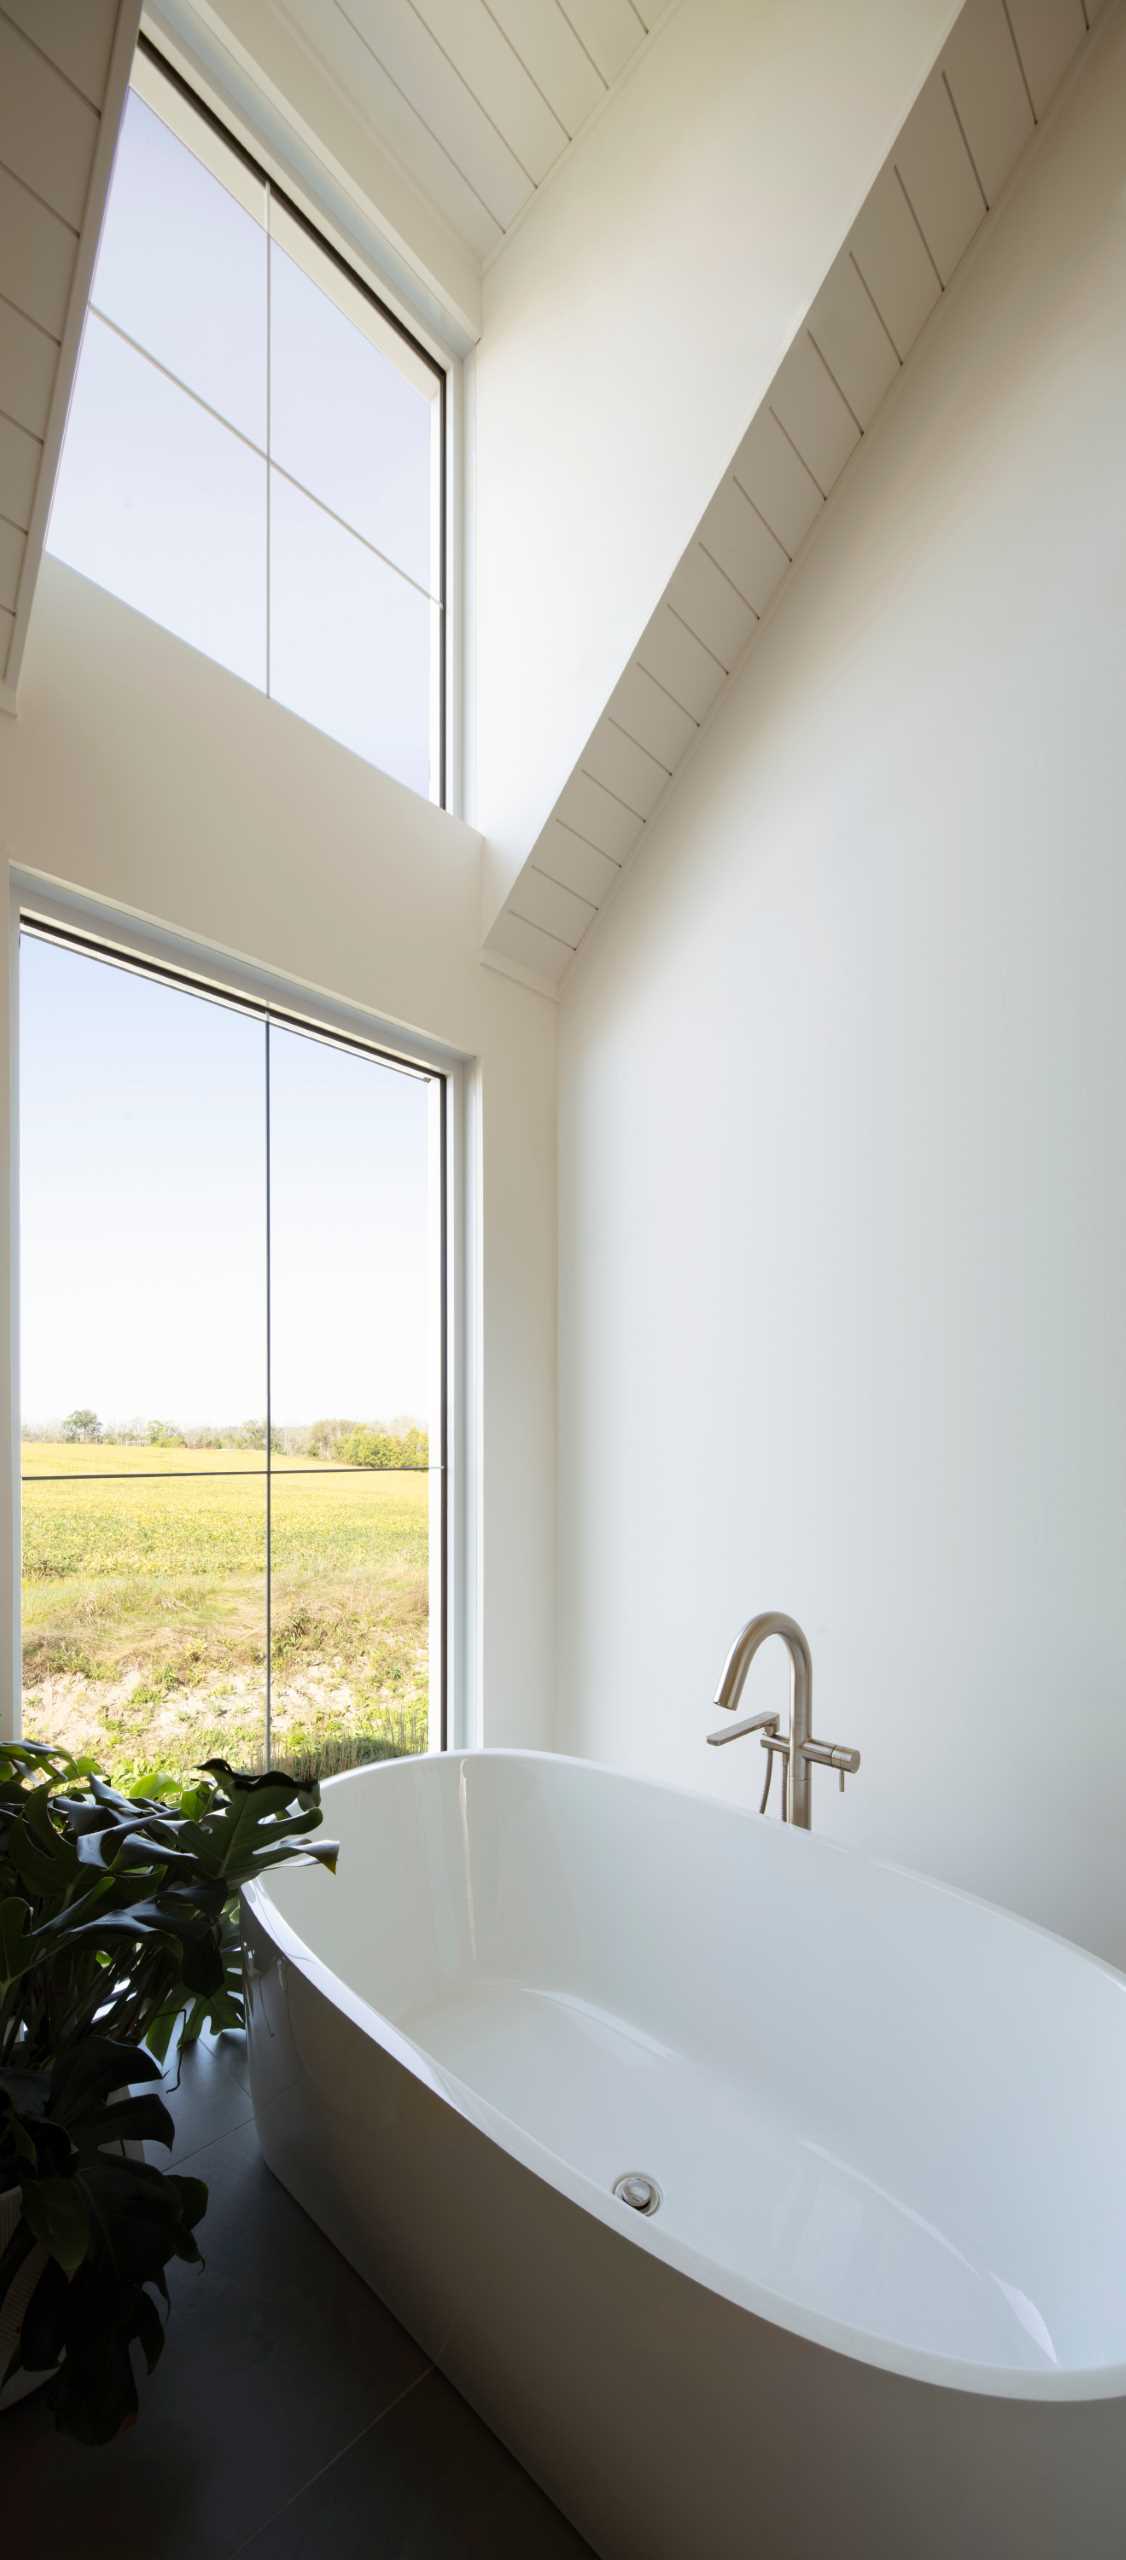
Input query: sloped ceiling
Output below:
<box><xmin>484</xmin><ymin>0</ymin><xmax>1106</xmax><ymax>989</ymax></box>
<box><xmin>0</xmin><ymin>0</ymin><xmax>141</xmax><ymax>704</ymax></box>
<box><xmin>273</xmin><ymin>0</ymin><xmax>673</xmax><ymax>265</ymax></box>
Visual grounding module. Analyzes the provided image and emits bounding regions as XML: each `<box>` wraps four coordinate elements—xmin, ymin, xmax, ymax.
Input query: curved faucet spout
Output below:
<box><xmin>710</xmin><ymin>1611</ymin><xmax>816</xmax><ymax>1828</ymax></box>
<box><xmin>714</xmin><ymin>1611</ymin><xmax>813</xmax><ymax>1719</ymax></box>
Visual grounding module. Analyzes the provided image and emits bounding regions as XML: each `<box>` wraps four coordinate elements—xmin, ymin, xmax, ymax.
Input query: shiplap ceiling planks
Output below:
<box><xmin>486</xmin><ymin>0</ymin><xmax>1103</xmax><ymax>989</ymax></box>
<box><xmin>274</xmin><ymin>0</ymin><xmax>670</xmax><ymax>263</ymax></box>
<box><xmin>0</xmin><ymin>0</ymin><xmax>141</xmax><ymax>699</ymax></box>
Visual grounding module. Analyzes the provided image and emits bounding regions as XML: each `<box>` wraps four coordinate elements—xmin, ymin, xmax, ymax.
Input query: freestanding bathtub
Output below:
<box><xmin>243</xmin><ymin>1750</ymin><xmax>1126</xmax><ymax>2558</ymax></box>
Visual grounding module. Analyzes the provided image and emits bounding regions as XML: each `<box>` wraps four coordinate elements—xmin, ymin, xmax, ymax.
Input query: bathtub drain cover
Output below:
<box><xmin>612</xmin><ymin>2171</ymin><xmax>662</xmax><ymax>2217</ymax></box>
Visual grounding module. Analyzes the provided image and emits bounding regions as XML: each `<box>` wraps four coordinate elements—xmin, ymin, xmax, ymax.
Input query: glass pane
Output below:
<box><xmin>20</xmin><ymin>936</ymin><xmax>266</xmax><ymax>1465</ymax></box>
<box><xmin>268</xmin><ymin>468</ymin><xmax>435</xmax><ymax>793</ymax></box>
<box><xmin>270</xmin><ymin>226</ymin><xmax>437</xmax><ymax>594</ymax></box>
<box><xmin>94</xmin><ymin>86</ymin><xmax>267</xmax><ymax>443</ymax></box>
<box><xmin>48</xmin><ymin>314</ymin><xmax>267</xmax><ymax>689</ymax></box>
<box><xmin>267</xmin><ymin>1021</ymin><xmax>432</xmax><ymax>1776</ymax></box>
<box><xmin>22</xmin><ymin>1473</ymin><xmax>268</xmax><ymax>1787</ymax></box>
<box><xmin>267</xmin><ymin>1021</ymin><xmax>431</xmax><ymax>1431</ymax></box>
<box><xmin>269</xmin><ymin>1467</ymin><xmax>429</xmax><ymax>1778</ymax></box>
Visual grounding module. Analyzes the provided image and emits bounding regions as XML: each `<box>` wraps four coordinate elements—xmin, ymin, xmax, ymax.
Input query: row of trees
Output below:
<box><xmin>32</xmin><ymin>1413</ymin><xmax>429</xmax><ymax>1470</ymax></box>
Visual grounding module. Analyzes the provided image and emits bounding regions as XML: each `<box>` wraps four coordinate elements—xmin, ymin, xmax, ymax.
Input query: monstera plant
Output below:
<box><xmin>0</xmin><ymin>1738</ymin><xmax>337</xmax><ymax>2440</ymax></box>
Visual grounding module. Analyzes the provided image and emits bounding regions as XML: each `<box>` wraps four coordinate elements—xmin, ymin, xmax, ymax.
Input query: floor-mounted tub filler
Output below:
<box><xmin>243</xmin><ymin>1752</ymin><xmax>1126</xmax><ymax>2560</ymax></box>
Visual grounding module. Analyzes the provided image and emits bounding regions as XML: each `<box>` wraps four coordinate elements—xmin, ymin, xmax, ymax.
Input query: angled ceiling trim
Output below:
<box><xmin>0</xmin><ymin>0</ymin><xmax>143</xmax><ymax>707</ymax></box>
<box><xmin>483</xmin><ymin>0</ymin><xmax>1106</xmax><ymax>991</ymax></box>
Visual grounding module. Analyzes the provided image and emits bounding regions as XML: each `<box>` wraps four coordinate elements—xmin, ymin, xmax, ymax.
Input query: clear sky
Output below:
<box><xmin>20</xmin><ymin>934</ymin><xmax>431</xmax><ymax>1434</ymax></box>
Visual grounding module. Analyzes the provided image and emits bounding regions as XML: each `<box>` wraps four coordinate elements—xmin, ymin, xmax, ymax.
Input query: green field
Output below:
<box><xmin>21</xmin><ymin>1442</ymin><xmax>430</xmax><ymax>1786</ymax></box>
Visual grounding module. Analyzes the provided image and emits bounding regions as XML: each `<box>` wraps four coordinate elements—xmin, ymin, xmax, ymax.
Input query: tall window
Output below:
<box><xmin>47</xmin><ymin>46</ymin><xmax>445</xmax><ymax>802</ymax></box>
<box><xmin>19</xmin><ymin>926</ymin><xmax>445</xmax><ymax>1787</ymax></box>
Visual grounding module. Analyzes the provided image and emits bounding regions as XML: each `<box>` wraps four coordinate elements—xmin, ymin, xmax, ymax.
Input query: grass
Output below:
<box><xmin>21</xmin><ymin>1442</ymin><xmax>430</xmax><ymax>1787</ymax></box>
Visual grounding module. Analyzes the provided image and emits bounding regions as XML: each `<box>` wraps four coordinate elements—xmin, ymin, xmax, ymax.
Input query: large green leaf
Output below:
<box><xmin>182</xmin><ymin>1760</ymin><xmax>339</xmax><ymax>1887</ymax></box>
<box><xmin>22</xmin><ymin>2175</ymin><xmax>90</xmax><ymax>2275</ymax></box>
<box><xmin>4</xmin><ymin>2029</ymin><xmax>211</xmax><ymax>2433</ymax></box>
<box><xmin>1</xmin><ymin>1742</ymin><xmax>340</xmax><ymax>2440</ymax></box>
<box><xmin>3</xmin><ymin>1780</ymin><xmax>83</xmax><ymax>1896</ymax></box>
<box><xmin>77</xmin><ymin>2091</ymin><xmax>176</xmax><ymax>2153</ymax></box>
<box><xmin>0</xmin><ymin>1896</ymin><xmax>35</xmax><ymax>1990</ymax></box>
<box><xmin>7</xmin><ymin>1752</ymin><xmax>329</xmax><ymax>2052</ymax></box>
<box><xmin>48</xmin><ymin>2032</ymin><xmax>159</xmax><ymax>2121</ymax></box>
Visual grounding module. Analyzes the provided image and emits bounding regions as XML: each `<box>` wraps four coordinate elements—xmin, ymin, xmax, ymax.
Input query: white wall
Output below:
<box><xmin>472</xmin><ymin>0</ymin><xmax>959</xmax><ymax>923</ymax></box>
<box><xmin>557</xmin><ymin>19</ymin><xmax>1126</xmax><ymax>1965</ymax></box>
<box><xmin>0</xmin><ymin>559</ymin><xmax>556</xmax><ymax>1748</ymax></box>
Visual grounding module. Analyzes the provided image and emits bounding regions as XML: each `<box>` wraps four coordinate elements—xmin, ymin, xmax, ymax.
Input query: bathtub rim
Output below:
<box><xmin>244</xmin><ymin>1745</ymin><xmax>1126</xmax><ymax>2409</ymax></box>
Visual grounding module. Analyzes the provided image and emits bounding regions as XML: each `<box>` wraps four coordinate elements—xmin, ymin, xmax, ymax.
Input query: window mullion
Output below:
<box><xmin>266</xmin><ymin>178</ymin><xmax>272</xmax><ymax>704</ymax></box>
<box><xmin>264</xmin><ymin>1015</ymin><xmax>272</xmax><ymax>1766</ymax></box>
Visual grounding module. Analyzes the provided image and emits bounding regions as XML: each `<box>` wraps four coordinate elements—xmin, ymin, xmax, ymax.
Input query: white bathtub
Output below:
<box><xmin>243</xmin><ymin>1750</ymin><xmax>1126</xmax><ymax>2558</ymax></box>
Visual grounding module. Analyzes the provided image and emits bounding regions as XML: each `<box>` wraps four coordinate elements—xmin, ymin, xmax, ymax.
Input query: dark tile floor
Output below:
<box><xmin>5</xmin><ymin>2030</ymin><xmax>593</xmax><ymax>2560</ymax></box>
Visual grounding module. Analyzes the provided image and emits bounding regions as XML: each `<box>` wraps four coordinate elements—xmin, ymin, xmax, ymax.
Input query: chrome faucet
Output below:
<box><xmin>706</xmin><ymin>1610</ymin><xmax>859</xmax><ymax>1829</ymax></box>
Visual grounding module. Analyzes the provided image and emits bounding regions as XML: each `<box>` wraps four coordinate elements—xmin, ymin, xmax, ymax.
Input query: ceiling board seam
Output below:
<box><xmin>0</xmin><ymin>287</ymin><xmax>61</xmax><ymax>351</ymax></box>
<box><xmin>480</xmin><ymin>0</ymin><xmax>684</xmax><ymax>273</ymax></box>
<box><xmin>624</xmin><ymin>0</ymin><xmax>648</xmax><ymax>29</ymax></box>
<box><xmin>1000</xmin><ymin>0</ymin><xmax>1039</xmax><ymax>122</ymax></box>
<box><xmin>1080</xmin><ymin>0</ymin><xmax>1093</xmax><ymax>26</ymax></box>
<box><xmin>232</xmin><ymin>0</ymin><xmax>500</xmax><ymax>292</ymax></box>
<box><xmin>0</xmin><ymin>159</ymin><xmax>81</xmax><ymax>242</ymax></box>
<box><xmin>728</xmin><ymin>472</ymin><xmax>792</xmax><ymax>565</ymax></box>
<box><xmin>605</xmin><ymin>711</ymin><xmax>671</xmax><ymax>775</ymax></box>
<box><xmin>552</xmin><ymin>811</ymin><xmax>625</xmax><ymax>860</ymax></box>
<box><xmin>766</xmin><ymin>402</ymin><xmax>827</xmax><ymax>502</ymax></box>
<box><xmin>612</xmin><ymin>311</ymin><xmax>905</xmax><ymax>912</ymax></box>
<box><xmin>940</xmin><ymin>66</ymin><xmax>989</xmax><ymax>209</ymax></box>
<box><xmin>528</xmin><ymin>860</ymin><xmax>599</xmax><ymax>909</ymax></box>
<box><xmin>804</xmin><ymin>326</ymin><xmax>864</xmax><ymax>440</ymax></box>
<box><xmin>632</xmin><ymin>654</ymin><xmax>701</xmax><ymax>726</ymax></box>
<box><xmin>508</xmin><ymin>904</ymin><xmax>580</xmax><ymax>949</ymax></box>
<box><xmin>847</xmin><ymin>247</ymin><xmax>902</xmax><ymax>368</ymax></box>
<box><xmin>0</xmin><ymin>400</ymin><xmax>39</xmax><ymax>444</ymax></box>
<box><xmin>608</xmin><ymin>705</ymin><xmax>661</xmax><ymax>762</ymax></box>
<box><xmin>574</xmin><ymin>768</ymin><xmax>644</xmax><ymax>822</ymax></box>
<box><xmin>335</xmin><ymin>0</ymin><xmax>510</xmax><ymax>232</ymax></box>
<box><xmin>403</xmin><ymin>0</ymin><xmax>549</xmax><ymax>190</ymax></box>
<box><xmin>480</xmin><ymin>945</ymin><xmax>561</xmax><ymax>1001</ymax></box>
<box><xmin>552</xmin><ymin>0</ymin><xmax>610</xmax><ymax>93</ymax></box>
<box><xmin>662</xmin><ymin>593</ymin><xmax>731</xmax><ymax>668</ymax></box>
<box><xmin>696</xmin><ymin>536</ymin><xmax>761</xmax><ymax>618</ymax></box>
<box><xmin>0</xmin><ymin>503</ymin><xmax>28</xmax><ymax>536</ymax></box>
<box><xmin>0</xmin><ymin>6</ymin><xmax>104</xmax><ymax>119</ymax></box>
<box><xmin>891</xmin><ymin>160</ymin><xmax>944</xmax><ymax>294</ymax></box>
<box><xmin>478</xmin><ymin>0</ymin><xmax>576</xmax><ymax>140</ymax></box>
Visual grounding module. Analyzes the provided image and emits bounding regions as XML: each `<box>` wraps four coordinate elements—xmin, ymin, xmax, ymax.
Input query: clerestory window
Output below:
<box><xmin>47</xmin><ymin>44</ymin><xmax>446</xmax><ymax>802</ymax></box>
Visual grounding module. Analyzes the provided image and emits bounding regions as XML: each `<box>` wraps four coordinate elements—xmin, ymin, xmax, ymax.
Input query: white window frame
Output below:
<box><xmin>5</xmin><ymin>871</ymin><xmax>476</xmax><ymax>1760</ymax></box>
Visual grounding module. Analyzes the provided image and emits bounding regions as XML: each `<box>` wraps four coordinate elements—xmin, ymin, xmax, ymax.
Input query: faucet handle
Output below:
<box><xmin>830</xmin><ymin>1744</ymin><xmax>860</xmax><ymax>1790</ymax></box>
<box><xmin>705</xmin><ymin>1709</ymin><xmax>780</xmax><ymax>1749</ymax></box>
<box><xmin>801</xmin><ymin>1737</ymin><xmax>860</xmax><ymax>1795</ymax></box>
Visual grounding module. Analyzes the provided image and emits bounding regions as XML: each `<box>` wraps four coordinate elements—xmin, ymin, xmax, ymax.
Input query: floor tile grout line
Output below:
<box><xmin>163</xmin><ymin>2098</ymin><xmax>257</xmax><ymax>2173</ymax></box>
<box><xmin>224</xmin><ymin>2362</ymin><xmax>436</xmax><ymax>2559</ymax></box>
